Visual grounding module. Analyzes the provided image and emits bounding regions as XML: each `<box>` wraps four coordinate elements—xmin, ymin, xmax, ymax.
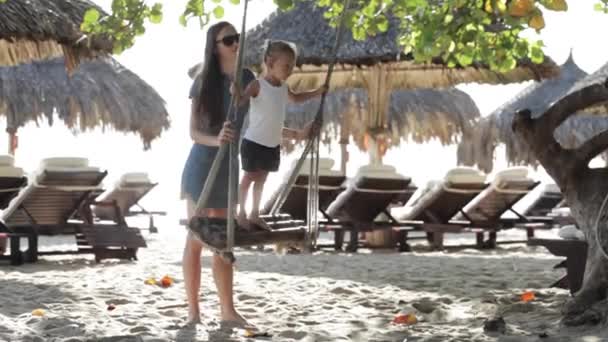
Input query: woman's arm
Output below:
<box><xmin>189</xmin><ymin>101</ymin><xmax>234</xmax><ymax>146</ymax></box>
<box><xmin>287</xmin><ymin>85</ymin><xmax>328</xmax><ymax>103</ymax></box>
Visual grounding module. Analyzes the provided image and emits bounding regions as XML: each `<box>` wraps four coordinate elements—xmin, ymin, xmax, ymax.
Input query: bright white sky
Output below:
<box><xmin>1</xmin><ymin>0</ymin><xmax>607</xmax><ymax>216</ymax></box>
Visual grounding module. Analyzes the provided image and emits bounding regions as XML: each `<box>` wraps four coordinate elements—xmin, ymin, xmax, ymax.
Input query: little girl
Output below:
<box><xmin>235</xmin><ymin>40</ymin><xmax>326</xmax><ymax>230</ymax></box>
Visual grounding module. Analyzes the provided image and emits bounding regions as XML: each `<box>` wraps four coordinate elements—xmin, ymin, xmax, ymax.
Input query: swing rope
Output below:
<box><xmin>195</xmin><ymin>0</ymin><xmax>350</xmax><ymax>254</ymax></box>
<box><xmin>269</xmin><ymin>0</ymin><xmax>352</xmax><ymax>248</ymax></box>
<box><xmin>195</xmin><ymin>0</ymin><xmax>250</xmax><ymax>252</ymax></box>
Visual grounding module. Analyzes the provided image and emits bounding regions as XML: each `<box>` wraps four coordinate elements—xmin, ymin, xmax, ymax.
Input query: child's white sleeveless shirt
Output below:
<box><xmin>243</xmin><ymin>78</ymin><xmax>288</xmax><ymax>147</ymax></box>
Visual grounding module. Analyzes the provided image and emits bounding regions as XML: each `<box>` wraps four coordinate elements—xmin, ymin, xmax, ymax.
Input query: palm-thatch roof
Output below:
<box><xmin>457</xmin><ymin>53</ymin><xmax>590</xmax><ymax>172</ymax></box>
<box><xmin>0</xmin><ymin>0</ymin><xmax>112</xmax><ymax>69</ymax></box>
<box><xmin>284</xmin><ymin>87</ymin><xmax>480</xmax><ymax>153</ymax></box>
<box><xmin>0</xmin><ymin>57</ymin><xmax>169</xmax><ymax>149</ymax></box>
<box><xmin>243</xmin><ymin>0</ymin><xmax>559</xmax><ymax>91</ymax></box>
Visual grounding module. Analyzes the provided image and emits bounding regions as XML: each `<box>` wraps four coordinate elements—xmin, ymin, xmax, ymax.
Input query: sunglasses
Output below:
<box><xmin>216</xmin><ymin>34</ymin><xmax>240</xmax><ymax>46</ymax></box>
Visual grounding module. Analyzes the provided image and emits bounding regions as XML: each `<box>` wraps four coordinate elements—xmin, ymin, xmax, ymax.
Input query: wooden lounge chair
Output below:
<box><xmin>391</xmin><ymin>167</ymin><xmax>487</xmax><ymax>250</ymax></box>
<box><xmin>324</xmin><ymin>164</ymin><xmax>416</xmax><ymax>252</ymax></box>
<box><xmin>262</xmin><ymin>158</ymin><xmax>346</xmax><ymax>221</ymax></box>
<box><xmin>454</xmin><ymin>167</ymin><xmax>542</xmax><ymax>247</ymax></box>
<box><xmin>0</xmin><ymin>155</ymin><xmax>28</xmax><ymax>264</ymax></box>
<box><xmin>0</xmin><ymin>158</ymin><xmax>146</xmax><ymax>264</ymax></box>
<box><xmin>520</xmin><ymin>183</ymin><xmax>563</xmax><ymax>217</ymax></box>
<box><xmin>92</xmin><ymin>172</ymin><xmax>165</xmax><ymax>233</ymax></box>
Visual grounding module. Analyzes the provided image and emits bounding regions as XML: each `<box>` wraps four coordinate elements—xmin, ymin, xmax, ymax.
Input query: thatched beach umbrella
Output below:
<box><xmin>286</xmin><ymin>88</ymin><xmax>480</xmax><ymax>146</ymax></box>
<box><xmin>242</xmin><ymin>0</ymin><xmax>558</xmax><ymax>165</ymax></box>
<box><xmin>0</xmin><ymin>0</ymin><xmax>112</xmax><ymax>69</ymax></box>
<box><xmin>0</xmin><ymin>57</ymin><xmax>170</xmax><ymax>152</ymax></box>
<box><xmin>457</xmin><ymin>53</ymin><xmax>589</xmax><ymax>172</ymax></box>
<box><xmin>0</xmin><ymin>0</ymin><xmax>114</xmax><ymax>155</ymax></box>
<box><xmin>284</xmin><ymin>87</ymin><xmax>480</xmax><ymax>169</ymax></box>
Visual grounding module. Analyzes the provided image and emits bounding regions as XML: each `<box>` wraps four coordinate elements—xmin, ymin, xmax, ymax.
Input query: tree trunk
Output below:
<box><xmin>511</xmin><ymin>79</ymin><xmax>608</xmax><ymax>325</ymax></box>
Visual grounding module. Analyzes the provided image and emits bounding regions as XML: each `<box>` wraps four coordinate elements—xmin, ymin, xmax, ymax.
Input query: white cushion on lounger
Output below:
<box><xmin>445</xmin><ymin>167</ymin><xmax>486</xmax><ymax>184</ymax></box>
<box><xmin>297</xmin><ymin>158</ymin><xmax>343</xmax><ymax>177</ymax></box>
<box><xmin>0</xmin><ymin>155</ymin><xmax>15</xmax><ymax>167</ymax></box>
<box><xmin>558</xmin><ymin>225</ymin><xmax>585</xmax><ymax>241</ymax></box>
<box><xmin>356</xmin><ymin>164</ymin><xmax>406</xmax><ymax>179</ymax></box>
<box><xmin>493</xmin><ymin>167</ymin><xmax>530</xmax><ymax>182</ymax></box>
<box><xmin>118</xmin><ymin>172</ymin><xmax>151</xmax><ymax>185</ymax></box>
<box><xmin>37</xmin><ymin>157</ymin><xmax>100</xmax><ymax>174</ymax></box>
<box><xmin>551</xmin><ymin>207</ymin><xmax>571</xmax><ymax>216</ymax></box>
<box><xmin>0</xmin><ymin>166</ymin><xmax>24</xmax><ymax>178</ymax></box>
<box><xmin>541</xmin><ymin>183</ymin><xmax>561</xmax><ymax>193</ymax></box>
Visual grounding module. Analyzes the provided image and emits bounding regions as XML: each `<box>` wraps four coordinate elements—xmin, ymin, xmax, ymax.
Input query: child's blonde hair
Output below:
<box><xmin>263</xmin><ymin>40</ymin><xmax>298</xmax><ymax>65</ymax></box>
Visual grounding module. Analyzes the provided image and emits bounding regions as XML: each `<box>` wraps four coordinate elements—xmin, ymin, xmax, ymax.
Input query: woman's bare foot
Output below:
<box><xmin>248</xmin><ymin>215</ymin><xmax>272</xmax><ymax>231</ymax></box>
<box><xmin>187</xmin><ymin>311</ymin><xmax>202</xmax><ymax>326</ymax></box>
<box><xmin>236</xmin><ymin>213</ymin><xmax>251</xmax><ymax>231</ymax></box>
<box><xmin>221</xmin><ymin>310</ymin><xmax>256</xmax><ymax>330</ymax></box>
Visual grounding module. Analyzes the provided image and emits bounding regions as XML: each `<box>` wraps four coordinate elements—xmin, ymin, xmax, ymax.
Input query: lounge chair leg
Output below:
<box><xmin>483</xmin><ymin>232</ymin><xmax>497</xmax><ymax>249</ymax></box>
<box><xmin>396</xmin><ymin>230</ymin><xmax>411</xmax><ymax>252</ymax></box>
<box><xmin>9</xmin><ymin>235</ymin><xmax>23</xmax><ymax>266</ymax></box>
<box><xmin>426</xmin><ymin>232</ymin><xmax>434</xmax><ymax>244</ymax></box>
<box><xmin>26</xmin><ymin>234</ymin><xmax>38</xmax><ymax>263</ymax></box>
<box><xmin>149</xmin><ymin>216</ymin><xmax>158</xmax><ymax>234</ymax></box>
<box><xmin>431</xmin><ymin>232</ymin><xmax>444</xmax><ymax>250</ymax></box>
<box><xmin>334</xmin><ymin>230</ymin><xmax>344</xmax><ymax>251</ymax></box>
<box><xmin>526</xmin><ymin>228</ymin><xmax>534</xmax><ymax>239</ymax></box>
<box><xmin>346</xmin><ymin>229</ymin><xmax>359</xmax><ymax>252</ymax></box>
<box><xmin>476</xmin><ymin>232</ymin><xmax>484</xmax><ymax>248</ymax></box>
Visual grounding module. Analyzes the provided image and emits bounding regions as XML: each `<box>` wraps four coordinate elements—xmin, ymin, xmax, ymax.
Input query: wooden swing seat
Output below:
<box><xmin>188</xmin><ymin>216</ymin><xmax>306</xmax><ymax>250</ymax></box>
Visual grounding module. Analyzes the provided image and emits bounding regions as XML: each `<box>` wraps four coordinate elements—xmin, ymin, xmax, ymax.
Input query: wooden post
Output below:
<box><xmin>6</xmin><ymin>128</ymin><xmax>17</xmax><ymax>156</ymax></box>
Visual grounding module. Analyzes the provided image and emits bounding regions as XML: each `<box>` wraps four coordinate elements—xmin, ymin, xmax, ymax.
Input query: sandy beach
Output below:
<box><xmin>0</xmin><ymin>221</ymin><xmax>605</xmax><ymax>342</ymax></box>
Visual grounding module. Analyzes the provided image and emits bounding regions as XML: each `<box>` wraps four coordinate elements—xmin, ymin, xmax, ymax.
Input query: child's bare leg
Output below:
<box><xmin>238</xmin><ymin>172</ymin><xmax>254</xmax><ymax>229</ymax></box>
<box><xmin>249</xmin><ymin>171</ymin><xmax>271</xmax><ymax>231</ymax></box>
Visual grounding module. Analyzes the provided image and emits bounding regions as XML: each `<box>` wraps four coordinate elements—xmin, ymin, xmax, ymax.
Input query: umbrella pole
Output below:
<box><xmin>6</xmin><ymin>128</ymin><xmax>17</xmax><ymax>156</ymax></box>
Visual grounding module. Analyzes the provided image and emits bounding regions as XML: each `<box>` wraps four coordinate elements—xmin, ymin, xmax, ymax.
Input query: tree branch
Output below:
<box><xmin>512</xmin><ymin>109</ymin><xmax>575</xmax><ymax>186</ymax></box>
<box><xmin>576</xmin><ymin>130</ymin><xmax>608</xmax><ymax>166</ymax></box>
<box><xmin>541</xmin><ymin>80</ymin><xmax>608</xmax><ymax>132</ymax></box>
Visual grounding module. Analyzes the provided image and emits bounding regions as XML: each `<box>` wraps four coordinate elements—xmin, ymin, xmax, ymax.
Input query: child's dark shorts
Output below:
<box><xmin>240</xmin><ymin>138</ymin><xmax>280</xmax><ymax>172</ymax></box>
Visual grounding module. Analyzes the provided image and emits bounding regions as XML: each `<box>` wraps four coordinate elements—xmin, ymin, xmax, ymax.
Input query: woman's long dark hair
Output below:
<box><xmin>195</xmin><ymin>21</ymin><xmax>232</xmax><ymax>131</ymax></box>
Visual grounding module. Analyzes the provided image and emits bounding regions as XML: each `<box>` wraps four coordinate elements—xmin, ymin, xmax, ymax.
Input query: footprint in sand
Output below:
<box><xmin>330</xmin><ymin>287</ymin><xmax>356</xmax><ymax>295</ymax></box>
<box><xmin>130</xmin><ymin>326</ymin><xmax>150</xmax><ymax>333</ymax></box>
<box><xmin>117</xmin><ymin>318</ymin><xmax>138</xmax><ymax>326</ymax></box>
<box><xmin>159</xmin><ymin>310</ymin><xmax>179</xmax><ymax>317</ymax></box>
<box><xmin>279</xmin><ymin>330</ymin><xmax>308</xmax><ymax>340</ymax></box>
<box><xmin>106</xmin><ymin>299</ymin><xmax>133</xmax><ymax>305</ymax></box>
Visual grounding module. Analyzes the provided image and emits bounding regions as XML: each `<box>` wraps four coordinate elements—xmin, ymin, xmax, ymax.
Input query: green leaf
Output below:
<box><xmin>179</xmin><ymin>14</ymin><xmax>188</xmax><ymax>26</ymax></box>
<box><xmin>275</xmin><ymin>0</ymin><xmax>294</xmax><ymax>10</ymax></box>
<box><xmin>149</xmin><ymin>3</ymin><xmax>163</xmax><ymax>24</ymax></box>
<box><xmin>212</xmin><ymin>6</ymin><xmax>224</xmax><ymax>18</ymax></box>
<box><xmin>229</xmin><ymin>0</ymin><xmax>240</xmax><ymax>4</ymax></box>
<box><xmin>376</xmin><ymin>15</ymin><xmax>389</xmax><ymax>32</ymax></box>
<box><xmin>530</xmin><ymin>44</ymin><xmax>545</xmax><ymax>63</ymax></box>
<box><xmin>83</xmin><ymin>9</ymin><xmax>101</xmax><ymax>25</ymax></box>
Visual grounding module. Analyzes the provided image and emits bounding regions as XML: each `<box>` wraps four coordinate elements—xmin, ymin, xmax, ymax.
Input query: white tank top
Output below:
<box><xmin>244</xmin><ymin>78</ymin><xmax>288</xmax><ymax>147</ymax></box>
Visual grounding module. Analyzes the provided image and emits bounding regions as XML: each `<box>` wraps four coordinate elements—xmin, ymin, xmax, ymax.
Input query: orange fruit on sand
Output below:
<box><xmin>160</xmin><ymin>275</ymin><xmax>173</xmax><ymax>288</ymax></box>
<box><xmin>521</xmin><ymin>291</ymin><xmax>535</xmax><ymax>302</ymax></box>
<box><xmin>31</xmin><ymin>309</ymin><xmax>45</xmax><ymax>317</ymax></box>
<box><xmin>393</xmin><ymin>313</ymin><xmax>417</xmax><ymax>325</ymax></box>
